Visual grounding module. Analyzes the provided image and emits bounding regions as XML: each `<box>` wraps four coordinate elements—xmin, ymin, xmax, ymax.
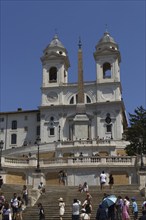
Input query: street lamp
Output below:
<box><xmin>111</xmin><ymin>124</ymin><xmax>113</xmax><ymax>140</ymax></box>
<box><xmin>0</xmin><ymin>140</ymin><xmax>4</xmax><ymax>171</ymax></box>
<box><xmin>35</xmin><ymin>137</ymin><xmax>41</xmax><ymax>172</ymax></box>
<box><xmin>139</xmin><ymin>136</ymin><xmax>144</xmax><ymax>170</ymax></box>
<box><xmin>58</xmin><ymin>125</ymin><xmax>61</xmax><ymax>141</ymax></box>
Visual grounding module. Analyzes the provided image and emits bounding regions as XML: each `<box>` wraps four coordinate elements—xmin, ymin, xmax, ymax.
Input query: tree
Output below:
<box><xmin>125</xmin><ymin>106</ymin><xmax>146</xmax><ymax>156</ymax></box>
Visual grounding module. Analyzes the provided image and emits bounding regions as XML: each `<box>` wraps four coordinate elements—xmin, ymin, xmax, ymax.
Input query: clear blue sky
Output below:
<box><xmin>1</xmin><ymin>0</ymin><xmax>146</xmax><ymax>118</ymax></box>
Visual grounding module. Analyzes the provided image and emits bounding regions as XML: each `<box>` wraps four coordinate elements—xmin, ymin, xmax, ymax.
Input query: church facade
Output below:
<box><xmin>1</xmin><ymin>32</ymin><xmax>140</xmax><ymax>187</ymax></box>
<box><xmin>0</xmin><ymin>32</ymin><xmax>128</xmax><ymax>153</ymax></box>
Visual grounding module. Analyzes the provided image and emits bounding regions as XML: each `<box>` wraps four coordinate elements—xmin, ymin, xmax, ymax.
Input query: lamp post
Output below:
<box><xmin>111</xmin><ymin>124</ymin><xmax>113</xmax><ymax>140</ymax></box>
<box><xmin>35</xmin><ymin>137</ymin><xmax>41</xmax><ymax>172</ymax></box>
<box><xmin>58</xmin><ymin>125</ymin><xmax>61</xmax><ymax>141</ymax></box>
<box><xmin>139</xmin><ymin>136</ymin><xmax>144</xmax><ymax>170</ymax></box>
<box><xmin>0</xmin><ymin>140</ymin><xmax>4</xmax><ymax>171</ymax></box>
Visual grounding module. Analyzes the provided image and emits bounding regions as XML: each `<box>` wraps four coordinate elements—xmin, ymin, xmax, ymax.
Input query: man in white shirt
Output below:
<box><xmin>100</xmin><ymin>171</ymin><xmax>107</xmax><ymax>190</ymax></box>
<box><xmin>11</xmin><ymin>193</ymin><xmax>18</xmax><ymax>220</ymax></box>
<box><xmin>72</xmin><ymin>198</ymin><xmax>81</xmax><ymax>220</ymax></box>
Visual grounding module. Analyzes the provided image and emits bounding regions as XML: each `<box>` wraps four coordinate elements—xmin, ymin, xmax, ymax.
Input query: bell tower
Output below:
<box><xmin>93</xmin><ymin>31</ymin><xmax>122</xmax><ymax>103</ymax></box>
<box><xmin>94</xmin><ymin>31</ymin><xmax>121</xmax><ymax>83</ymax></box>
<box><xmin>41</xmin><ymin>34</ymin><xmax>70</xmax><ymax>86</ymax></box>
<box><xmin>40</xmin><ymin>34</ymin><xmax>70</xmax><ymax>106</ymax></box>
<box><xmin>93</xmin><ymin>31</ymin><xmax>125</xmax><ymax>140</ymax></box>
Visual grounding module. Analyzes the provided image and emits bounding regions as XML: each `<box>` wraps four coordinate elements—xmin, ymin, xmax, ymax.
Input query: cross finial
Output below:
<box><xmin>78</xmin><ymin>36</ymin><xmax>82</xmax><ymax>49</ymax></box>
<box><xmin>54</xmin><ymin>28</ymin><xmax>58</xmax><ymax>36</ymax></box>
<box><xmin>105</xmin><ymin>24</ymin><xmax>108</xmax><ymax>33</ymax></box>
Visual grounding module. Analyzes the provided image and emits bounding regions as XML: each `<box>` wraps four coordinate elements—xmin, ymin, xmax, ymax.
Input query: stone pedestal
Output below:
<box><xmin>73</xmin><ymin>113</ymin><xmax>89</xmax><ymax>140</ymax></box>
<box><xmin>138</xmin><ymin>169</ymin><xmax>146</xmax><ymax>196</ymax></box>
<box><xmin>32</xmin><ymin>172</ymin><xmax>45</xmax><ymax>189</ymax></box>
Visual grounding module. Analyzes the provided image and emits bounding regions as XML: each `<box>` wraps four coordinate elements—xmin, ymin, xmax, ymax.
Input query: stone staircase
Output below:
<box><xmin>0</xmin><ymin>184</ymin><xmax>22</xmax><ymax>201</ymax></box>
<box><xmin>22</xmin><ymin>185</ymin><xmax>144</xmax><ymax>220</ymax></box>
<box><xmin>0</xmin><ymin>184</ymin><xmax>144</xmax><ymax>220</ymax></box>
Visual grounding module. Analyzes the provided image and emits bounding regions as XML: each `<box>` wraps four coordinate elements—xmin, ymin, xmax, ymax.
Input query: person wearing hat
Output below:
<box><xmin>131</xmin><ymin>197</ymin><xmax>138</xmax><ymax>220</ymax></box>
<box><xmin>58</xmin><ymin>197</ymin><xmax>65</xmax><ymax>220</ymax></box>
<box><xmin>80</xmin><ymin>208</ymin><xmax>90</xmax><ymax>220</ymax></box>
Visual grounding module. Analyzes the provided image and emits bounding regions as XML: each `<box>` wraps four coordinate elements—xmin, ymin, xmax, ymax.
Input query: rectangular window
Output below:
<box><xmin>0</xmin><ymin>128</ymin><xmax>4</xmax><ymax>133</ymax></box>
<box><xmin>12</xmin><ymin>120</ymin><xmax>17</xmax><ymax>130</ymax></box>
<box><xmin>36</xmin><ymin>126</ymin><xmax>40</xmax><ymax>136</ymax></box>
<box><xmin>11</xmin><ymin>134</ymin><xmax>17</xmax><ymax>144</ymax></box>
<box><xmin>50</xmin><ymin>128</ymin><xmax>54</xmax><ymax>136</ymax></box>
<box><xmin>0</xmin><ymin>118</ymin><xmax>4</xmax><ymax>122</ymax></box>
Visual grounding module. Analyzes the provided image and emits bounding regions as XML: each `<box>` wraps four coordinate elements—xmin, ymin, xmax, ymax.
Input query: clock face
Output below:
<box><xmin>47</xmin><ymin>92</ymin><xmax>58</xmax><ymax>102</ymax></box>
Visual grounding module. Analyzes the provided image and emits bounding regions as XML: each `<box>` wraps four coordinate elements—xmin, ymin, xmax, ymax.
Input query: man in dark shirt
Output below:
<box><xmin>139</xmin><ymin>210</ymin><xmax>146</xmax><ymax>220</ymax></box>
<box><xmin>108</xmin><ymin>204</ymin><xmax>115</xmax><ymax>220</ymax></box>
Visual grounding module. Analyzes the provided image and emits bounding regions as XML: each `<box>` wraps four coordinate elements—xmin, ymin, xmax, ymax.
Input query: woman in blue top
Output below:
<box><xmin>131</xmin><ymin>197</ymin><xmax>138</xmax><ymax>220</ymax></box>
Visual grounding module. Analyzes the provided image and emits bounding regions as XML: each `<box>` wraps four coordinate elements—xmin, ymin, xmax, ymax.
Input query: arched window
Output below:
<box><xmin>49</xmin><ymin>67</ymin><xmax>57</xmax><ymax>82</ymax></box>
<box><xmin>86</xmin><ymin>95</ymin><xmax>91</xmax><ymax>103</ymax></box>
<box><xmin>70</xmin><ymin>96</ymin><xmax>74</xmax><ymax>104</ymax></box>
<box><xmin>103</xmin><ymin>62</ymin><xmax>111</xmax><ymax>79</ymax></box>
<box><xmin>11</xmin><ymin>134</ymin><xmax>17</xmax><ymax>144</ymax></box>
<box><xmin>12</xmin><ymin>120</ymin><xmax>17</xmax><ymax>130</ymax></box>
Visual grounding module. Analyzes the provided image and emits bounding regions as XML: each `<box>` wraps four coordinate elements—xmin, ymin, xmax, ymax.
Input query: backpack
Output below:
<box><xmin>83</xmin><ymin>213</ymin><xmax>90</xmax><ymax>220</ymax></box>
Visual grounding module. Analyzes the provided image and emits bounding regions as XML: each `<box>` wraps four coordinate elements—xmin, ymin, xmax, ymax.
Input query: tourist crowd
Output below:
<box><xmin>0</xmin><ymin>184</ymin><xmax>28</xmax><ymax>220</ymax></box>
<box><xmin>0</xmin><ymin>175</ymin><xmax>146</xmax><ymax>220</ymax></box>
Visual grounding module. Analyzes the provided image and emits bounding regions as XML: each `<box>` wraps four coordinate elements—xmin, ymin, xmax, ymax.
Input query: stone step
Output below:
<box><xmin>1</xmin><ymin>184</ymin><xmax>144</xmax><ymax>220</ymax></box>
<box><xmin>22</xmin><ymin>185</ymin><xmax>144</xmax><ymax>220</ymax></box>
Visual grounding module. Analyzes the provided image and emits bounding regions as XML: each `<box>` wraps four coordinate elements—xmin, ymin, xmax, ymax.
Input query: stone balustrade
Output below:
<box><xmin>61</xmin><ymin>138</ymin><xmax>116</xmax><ymax>146</ymax></box>
<box><xmin>2</xmin><ymin>155</ymin><xmax>140</xmax><ymax>169</ymax></box>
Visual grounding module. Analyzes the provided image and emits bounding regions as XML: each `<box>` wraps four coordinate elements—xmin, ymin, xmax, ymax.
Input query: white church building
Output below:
<box><xmin>0</xmin><ymin>32</ymin><xmax>145</xmax><ymax>187</ymax></box>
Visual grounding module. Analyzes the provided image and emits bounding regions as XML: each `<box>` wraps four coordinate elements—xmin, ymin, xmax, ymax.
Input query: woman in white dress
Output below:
<box><xmin>58</xmin><ymin>198</ymin><xmax>65</xmax><ymax>220</ymax></box>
